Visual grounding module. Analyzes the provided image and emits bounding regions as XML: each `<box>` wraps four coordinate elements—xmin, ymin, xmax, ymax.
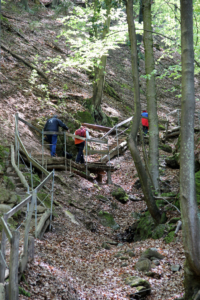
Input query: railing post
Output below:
<box><xmin>15</xmin><ymin>113</ymin><xmax>19</xmax><ymax>163</ymax></box>
<box><xmin>34</xmin><ymin>190</ymin><xmax>38</xmax><ymax>238</ymax></box>
<box><xmin>42</xmin><ymin>130</ymin><xmax>44</xmax><ymax>179</ymax></box>
<box><xmin>85</xmin><ymin>138</ymin><xmax>88</xmax><ymax>177</ymax></box>
<box><xmin>24</xmin><ymin>193</ymin><xmax>35</xmax><ymax>256</ymax></box>
<box><xmin>0</xmin><ymin>214</ymin><xmax>8</xmax><ymax>283</ymax></box>
<box><xmin>30</xmin><ymin>152</ymin><xmax>33</xmax><ymax>191</ymax></box>
<box><xmin>116</xmin><ymin>127</ymin><xmax>119</xmax><ymax>159</ymax></box>
<box><xmin>177</xmin><ymin>109</ymin><xmax>180</xmax><ymax>126</ymax></box>
<box><xmin>9</xmin><ymin>230</ymin><xmax>20</xmax><ymax>300</ymax></box>
<box><xmin>64</xmin><ymin>133</ymin><xmax>67</xmax><ymax>171</ymax></box>
<box><xmin>50</xmin><ymin>170</ymin><xmax>55</xmax><ymax>230</ymax></box>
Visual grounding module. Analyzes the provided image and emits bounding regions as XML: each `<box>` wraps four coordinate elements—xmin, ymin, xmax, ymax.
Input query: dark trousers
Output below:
<box><xmin>46</xmin><ymin>135</ymin><xmax>57</xmax><ymax>157</ymax></box>
<box><xmin>143</xmin><ymin>126</ymin><xmax>148</xmax><ymax>135</ymax></box>
<box><xmin>76</xmin><ymin>141</ymin><xmax>85</xmax><ymax>163</ymax></box>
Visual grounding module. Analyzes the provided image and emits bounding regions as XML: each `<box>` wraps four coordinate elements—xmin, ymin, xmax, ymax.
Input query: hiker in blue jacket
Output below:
<box><xmin>44</xmin><ymin>115</ymin><xmax>69</xmax><ymax>157</ymax></box>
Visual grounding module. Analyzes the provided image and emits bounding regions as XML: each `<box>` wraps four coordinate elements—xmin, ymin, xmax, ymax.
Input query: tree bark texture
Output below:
<box><xmin>143</xmin><ymin>0</ymin><xmax>159</xmax><ymax>192</ymax></box>
<box><xmin>180</xmin><ymin>0</ymin><xmax>200</xmax><ymax>298</ymax></box>
<box><xmin>92</xmin><ymin>0</ymin><xmax>112</xmax><ymax>122</ymax></box>
<box><xmin>126</xmin><ymin>0</ymin><xmax>161</xmax><ymax>224</ymax></box>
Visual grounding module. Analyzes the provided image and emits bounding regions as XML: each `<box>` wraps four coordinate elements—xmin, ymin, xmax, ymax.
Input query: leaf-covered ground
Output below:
<box><xmin>1</xmin><ymin>2</ymin><xmax>200</xmax><ymax>299</ymax></box>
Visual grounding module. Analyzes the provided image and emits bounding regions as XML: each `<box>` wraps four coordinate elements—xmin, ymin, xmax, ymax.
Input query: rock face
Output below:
<box><xmin>111</xmin><ymin>187</ymin><xmax>129</xmax><ymax>204</ymax></box>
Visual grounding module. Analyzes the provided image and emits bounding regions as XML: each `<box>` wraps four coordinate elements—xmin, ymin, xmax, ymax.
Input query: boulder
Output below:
<box><xmin>135</xmin><ymin>285</ymin><xmax>151</xmax><ymax>298</ymax></box>
<box><xmin>135</xmin><ymin>258</ymin><xmax>151</xmax><ymax>272</ymax></box>
<box><xmin>101</xmin><ymin>242</ymin><xmax>111</xmax><ymax>250</ymax></box>
<box><xmin>141</xmin><ymin>248</ymin><xmax>165</xmax><ymax>260</ymax></box>
<box><xmin>0</xmin><ymin>187</ymin><xmax>10</xmax><ymax>203</ymax></box>
<box><xmin>125</xmin><ymin>276</ymin><xmax>150</xmax><ymax>289</ymax></box>
<box><xmin>171</xmin><ymin>265</ymin><xmax>181</xmax><ymax>272</ymax></box>
<box><xmin>129</xmin><ymin>195</ymin><xmax>141</xmax><ymax>201</ymax></box>
<box><xmin>6</xmin><ymin>194</ymin><xmax>18</xmax><ymax>205</ymax></box>
<box><xmin>111</xmin><ymin>187</ymin><xmax>129</xmax><ymax>204</ymax></box>
<box><xmin>0</xmin><ymin>204</ymin><xmax>12</xmax><ymax>215</ymax></box>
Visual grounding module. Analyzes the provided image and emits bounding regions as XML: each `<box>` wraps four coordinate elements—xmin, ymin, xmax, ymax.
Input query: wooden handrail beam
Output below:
<box><xmin>1</xmin><ymin>217</ymin><xmax>12</xmax><ymax>243</ymax></box>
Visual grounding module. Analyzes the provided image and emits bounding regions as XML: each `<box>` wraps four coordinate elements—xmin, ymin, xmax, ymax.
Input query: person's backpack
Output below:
<box><xmin>75</xmin><ymin>128</ymin><xmax>86</xmax><ymax>137</ymax></box>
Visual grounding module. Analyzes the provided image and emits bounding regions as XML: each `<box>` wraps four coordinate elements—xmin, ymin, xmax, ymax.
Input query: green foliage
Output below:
<box><xmin>19</xmin><ymin>286</ymin><xmax>31</xmax><ymax>297</ymax></box>
<box><xmin>45</xmin><ymin>6</ymin><xmax>127</xmax><ymax>74</ymax></box>
<box><xmin>53</xmin><ymin>0</ymin><xmax>72</xmax><ymax>16</ymax></box>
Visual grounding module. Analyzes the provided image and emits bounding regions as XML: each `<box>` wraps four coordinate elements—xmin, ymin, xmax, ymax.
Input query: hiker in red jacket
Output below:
<box><xmin>74</xmin><ymin>126</ymin><xmax>90</xmax><ymax>163</ymax></box>
<box><xmin>141</xmin><ymin>110</ymin><xmax>149</xmax><ymax>134</ymax></box>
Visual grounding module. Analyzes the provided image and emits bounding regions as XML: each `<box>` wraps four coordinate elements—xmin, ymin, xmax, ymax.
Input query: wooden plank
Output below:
<box><xmin>115</xmin><ymin>116</ymin><xmax>133</xmax><ymax>128</ymax></box>
<box><xmin>18</xmin><ymin>117</ymin><xmax>42</xmax><ymax>133</ymax></box>
<box><xmin>65</xmin><ymin>132</ymin><xmax>108</xmax><ymax>144</ymax></box>
<box><xmin>87</xmin><ymin>149</ymin><xmax>109</xmax><ymax>155</ymax></box>
<box><xmin>43</xmin><ymin>131</ymin><xmax>66</xmax><ymax>135</ymax></box>
<box><xmin>82</xmin><ymin>123</ymin><xmax>115</xmax><ymax>133</ymax></box>
<box><xmin>1</xmin><ymin>217</ymin><xmax>12</xmax><ymax>243</ymax></box>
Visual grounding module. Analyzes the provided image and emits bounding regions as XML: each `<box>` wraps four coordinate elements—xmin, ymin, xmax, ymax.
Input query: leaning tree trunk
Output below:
<box><xmin>143</xmin><ymin>0</ymin><xmax>160</xmax><ymax>192</ymax></box>
<box><xmin>92</xmin><ymin>0</ymin><xmax>112</xmax><ymax>124</ymax></box>
<box><xmin>126</xmin><ymin>0</ymin><xmax>161</xmax><ymax>224</ymax></box>
<box><xmin>180</xmin><ymin>0</ymin><xmax>200</xmax><ymax>298</ymax></box>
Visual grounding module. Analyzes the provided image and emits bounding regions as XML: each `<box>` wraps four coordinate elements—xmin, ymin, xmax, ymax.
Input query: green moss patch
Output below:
<box><xmin>152</xmin><ymin>224</ymin><xmax>165</xmax><ymax>239</ymax></box>
<box><xmin>195</xmin><ymin>170</ymin><xmax>200</xmax><ymax>204</ymax></box>
<box><xmin>75</xmin><ymin>111</ymin><xmax>95</xmax><ymax>124</ymax></box>
<box><xmin>98</xmin><ymin>210</ymin><xmax>119</xmax><ymax>230</ymax></box>
<box><xmin>164</xmin><ymin>231</ymin><xmax>175</xmax><ymax>244</ymax></box>
<box><xmin>112</xmin><ymin>187</ymin><xmax>129</xmax><ymax>204</ymax></box>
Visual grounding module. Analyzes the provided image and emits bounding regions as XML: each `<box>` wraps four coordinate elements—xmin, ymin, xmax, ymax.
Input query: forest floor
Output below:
<box><xmin>1</xmin><ymin>1</ymin><xmax>200</xmax><ymax>299</ymax></box>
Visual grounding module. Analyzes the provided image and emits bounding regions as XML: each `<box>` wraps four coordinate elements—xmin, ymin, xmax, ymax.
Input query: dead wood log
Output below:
<box><xmin>36</xmin><ymin>210</ymin><xmax>51</xmax><ymax>239</ymax></box>
<box><xmin>166</xmin><ymin>131</ymin><xmax>180</xmax><ymax>138</ymax></box>
<box><xmin>175</xmin><ymin>220</ymin><xmax>182</xmax><ymax>235</ymax></box>
<box><xmin>1</xmin><ymin>44</ymin><xmax>48</xmax><ymax>80</ymax></box>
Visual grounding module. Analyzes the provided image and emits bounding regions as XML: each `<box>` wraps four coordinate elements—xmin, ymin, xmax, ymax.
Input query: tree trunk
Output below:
<box><xmin>126</xmin><ymin>0</ymin><xmax>161</xmax><ymax>224</ymax></box>
<box><xmin>180</xmin><ymin>0</ymin><xmax>200</xmax><ymax>298</ymax></box>
<box><xmin>143</xmin><ymin>0</ymin><xmax>159</xmax><ymax>192</ymax></box>
<box><xmin>92</xmin><ymin>0</ymin><xmax>112</xmax><ymax>123</ymax></box>
<box><xmin>21</xmin><ymin>0</ymin><xmax>29</xmax><ymax>10</ymax></box>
